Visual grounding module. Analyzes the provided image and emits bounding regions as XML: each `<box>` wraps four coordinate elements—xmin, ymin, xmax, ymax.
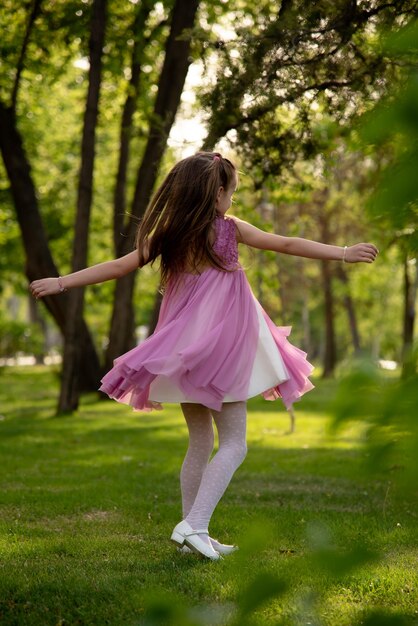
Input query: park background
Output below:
<box><xmin>0</xmin><ymin>1</ymin><xmax>417</xmax><ymax>625</ymax></box>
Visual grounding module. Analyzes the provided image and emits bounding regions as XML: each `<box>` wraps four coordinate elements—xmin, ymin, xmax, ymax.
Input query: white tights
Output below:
<box><xmin>180</xmin><ymin>401</ymin><xmax>247</xmax><ymax>545</ymax></box>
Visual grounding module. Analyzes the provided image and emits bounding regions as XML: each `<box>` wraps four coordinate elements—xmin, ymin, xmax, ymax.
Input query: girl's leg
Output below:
<box><xmin>180</xmin><ymin>403</ymin><xmax>215</xmax><ymax>519</ymax></box>
<box><xmin>184</xmin><ymin>401</ymin><xmax>247</xmax><ymax>543</ymax></box>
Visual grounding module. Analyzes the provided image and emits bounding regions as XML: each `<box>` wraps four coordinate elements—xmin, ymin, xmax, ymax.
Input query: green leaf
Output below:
<box><xmin>237</xmin><ymin>571</ymin><xmax>287</xmax><ymax>616</ymax></box>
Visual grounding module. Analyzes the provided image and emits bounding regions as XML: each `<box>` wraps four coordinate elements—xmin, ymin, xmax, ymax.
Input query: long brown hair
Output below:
<box><xmin>136</xmin><ymin>152</ymin><xmax>236</xmax><ymax>284</ymax></box>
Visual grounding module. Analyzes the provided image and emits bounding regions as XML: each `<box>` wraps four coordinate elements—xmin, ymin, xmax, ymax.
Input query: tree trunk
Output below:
<box><xmin>107</xmin><ymin>2</ymin><xmax>155</xmax><ymax>370</ymax></box>
<box><xmin>274</xmin><ymin>207</ymin><xmax>288</xmax><ymax>325</ymax></box>
<box><xmin>11</xmin><ymin>0</ymin><xmax>42</xmax><ymax>110</ymax></box>
<box><xmin>113</xmin><ymin>1</ymin><xmax>154</xmax><ymax>252</ymax></box>
<box><xmin>58</xmin><ymin>0</ymin><xmax>107</xmax><ymax>413</ymax></box>
<box><xmin>295</xmin><ymin>222</ymin><xmax>311</xmax><ymax>354</ymax></box>
<box><xmin>301</xmin><ymin>291</ymin><xmax>311</xmax><ymax>356</ymax></box>
<box><xmin>401</xmin><ymin>253</ymin><xmax>417</xmax><ymax>378</ymax></box>
<box><xmin>0</xmin><ymin>101</ymin><xmax>101</xmax><ymax>389</ymax></box>
<box><xmin>335</xmin><ymin>264</ymin><xmax>361</xmax><ymax>355</ymax></box>
<box><xmin>104</xmin><ymin>0</ymin><xmax>200</xmax><ymax>372</ymax></box>
<box><xmin>106</xmin><ymin>273</ymin><xmax>137</xmax><ymax>362</ymax></box>
<box><xmin>28</xmin><ymin>296</ymin><xmax>46</xmax><ymax>364</ymax></box>
<box><xmin>317</xmin><ymin>204</ymin><xmax>337</xmax><ymax>378</ymax></box>
<box><xmin>321</xmin><ymin>259</ymin><xmax>337</xmax><ymax>377</ymax></box>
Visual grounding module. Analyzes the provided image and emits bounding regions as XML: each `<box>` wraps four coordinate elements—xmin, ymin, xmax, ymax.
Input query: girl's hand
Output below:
<box><xmin>30</xmin><ymin>277</ymin><xmax>62</xmax><ymax>299</ymax></box>
<box><xmin>345</xmin><ymin>243</ymin><xmax>379</xmax><ymax>264</ymax></box>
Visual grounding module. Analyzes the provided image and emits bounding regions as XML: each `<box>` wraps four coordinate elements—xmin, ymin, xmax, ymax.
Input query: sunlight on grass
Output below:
<box><xmin>0</xmin><ymin>366</ymin><xmax>416</xmax><ymax>626</ymax></box>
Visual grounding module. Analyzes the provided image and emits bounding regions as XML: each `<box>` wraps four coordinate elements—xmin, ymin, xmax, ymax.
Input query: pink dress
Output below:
<box><xmin>99</xmin><ymin>216</ymin><xmax>314</xmax><ymax>412</ymax></box>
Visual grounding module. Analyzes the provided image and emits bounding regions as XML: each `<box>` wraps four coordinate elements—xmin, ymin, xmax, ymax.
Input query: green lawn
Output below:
<box><xmin>0</xmin><ymin>366</ymin><xmax>416</xmax><ymax>626</ymax></box>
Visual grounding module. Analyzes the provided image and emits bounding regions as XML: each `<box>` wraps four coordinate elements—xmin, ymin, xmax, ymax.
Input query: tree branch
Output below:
<box><xmin>11</xmin><ymin>0</ymin><xmax>42</xmax><ymax>112</ymax></box>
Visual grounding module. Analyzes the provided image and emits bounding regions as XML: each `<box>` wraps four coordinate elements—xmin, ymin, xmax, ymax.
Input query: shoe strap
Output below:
<box><xmin>184</xmin><ymin>528</ymin><xmax>208</xmax><ymax>537</ymax></box>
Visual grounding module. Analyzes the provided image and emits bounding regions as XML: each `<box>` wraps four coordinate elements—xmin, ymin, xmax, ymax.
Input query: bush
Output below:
<box><xmin>0</xmin><ymin>318</ymin><xmax>44</xmax><ymax>359</ymax></box>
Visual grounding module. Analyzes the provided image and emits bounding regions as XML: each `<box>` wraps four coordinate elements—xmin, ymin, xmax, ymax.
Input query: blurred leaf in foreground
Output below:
<box><xmin>330</xmin><ymin>357</ymin><xmax>418</xmax><ymax>498</ymax></box>
<box><xmin>306</xmin><ymin>520</ymin><xmax>380</xmax><ymax>579</ymax></box>
<box><xmin>234</xmin><ymin>571</ymin><xmax>288</xmax><ymax>623</ymax></box>
<box><xmin>357</xmin><ymin>20</ymin><xmax>418</xmax><ymax>252</ymax></box>
<box><xmin>356</xmin><ymin>609</ymin><xmax>413</xmax><ymax>626</ymax></box>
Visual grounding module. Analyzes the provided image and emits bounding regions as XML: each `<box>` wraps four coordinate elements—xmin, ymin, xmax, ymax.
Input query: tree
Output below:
<box><xmin>0</xmin><ymin>0</ymin><xmax>101</xmax><ymax>389</ymax></box>
<box><xmin>104</xmin><ymin>0</ymin><xmax>200</xmax><ymax>371</ymax></box>
<box><xmin>58</xmin><ymin>0</ymin><xmax>107</xmax><ymax>413</ymax></box>
<box><xmin>197</xmin><ymin>1</ymin><xmax>417</xmax><ymax>374</ymax></box>
<box><xmin>357</xmin><ymin>19</ymin><xmax>418</xmax><ymax>376</ymax></box>
<box><xmin>200</xmin><ymin>0</ymin><xmax>418</xmax><ymax>174</ymax></box>
<box><xmin>111</xmin><ymin>0</ymin><xmax>157</xmax><ymax>253</ymax></box>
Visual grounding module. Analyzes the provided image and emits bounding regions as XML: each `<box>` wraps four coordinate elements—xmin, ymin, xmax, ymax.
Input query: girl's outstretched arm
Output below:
<box><xmin>231</xmin><ymin>216</ymin><xmax>378</xmax><ymax>263</ymax></box>
<box><xmin>29</xmin><ymin>250</ymin><xmax>140</xmax><ymax>299</ymax></box>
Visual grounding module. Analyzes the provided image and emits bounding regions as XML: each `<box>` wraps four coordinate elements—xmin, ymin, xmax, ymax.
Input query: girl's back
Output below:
<box><xmin>178</xmin><ymin>214</ymin><xmax>238</xmax><ymax>276</ymax></box>
<box><xmin>136</xmin><ymin>153</ymin><xmax>238</xmax><ymax>283</ymax></box>
<box><xmin>99</xmin><ymin>209</ymin><xmax>313</xmax><ymax>413</ymax></box>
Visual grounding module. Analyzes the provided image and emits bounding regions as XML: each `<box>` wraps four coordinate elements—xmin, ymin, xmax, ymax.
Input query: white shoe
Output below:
<box><xmin>177</xmin><ymin>538</ymin><xmax>238</xmax><ymax>556</ymax></box>
<box><xmin>171</xmin><ymin>520</ymin><xmax>221</xmax><ymax>560</ymax></box>
<box><xmin>209</xmin><ymin>537</ymin><xmax>239</xmax><ymax>555</ymax></box>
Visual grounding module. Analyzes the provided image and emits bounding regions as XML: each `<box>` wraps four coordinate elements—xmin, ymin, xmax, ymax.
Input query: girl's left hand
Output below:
<box><xmin>30</xmin><ymin>277</ymin><xmax>62</xmax><ymax>299</ymax></box>
<box><xmin>345</xmin><ymin>243</ymin><xmax>379</xmax><ymax>264</ymax></box>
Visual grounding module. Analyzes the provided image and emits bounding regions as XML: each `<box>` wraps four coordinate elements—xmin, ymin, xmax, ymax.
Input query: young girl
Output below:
<box><xmin>30</xmin><ymin>152</ymin><xmax>378</xmax><ymax>561</ymax></box>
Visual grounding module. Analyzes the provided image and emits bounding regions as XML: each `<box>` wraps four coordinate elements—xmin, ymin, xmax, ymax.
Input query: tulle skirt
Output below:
<box><xmin>99</xmin><ymin>267</ymin><xmax>314</xmax><ymax>412</ymax></box>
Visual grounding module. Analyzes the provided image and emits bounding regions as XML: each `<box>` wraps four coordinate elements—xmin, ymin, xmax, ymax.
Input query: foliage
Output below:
<box><xmin>0</xmin><ymin>4</ymin><xmax>416</xmax><ymax>394</ymax></box>
<box><xmin>331</xmin><ymin>356</ymin><xmax>418</xmax><ymax>493</ymax></box>
<box><xmin>0</xmin><ymin>0</ymin><xmax>181</xmax><ymax>352</ymax></box>
<box><xmin>200</xmin><ymin>0</ymin><xmax>418</xmax><ymax>180</ymax></box>
<box><xmin>356</xmin><ymin>20</ymin><xmax>418</xmax><ymax>254</ymax></box>
<box><xmin>0</xmin><ymin>318</ymin><xmax>43</xmax><ymax>359</ymax></box>
<box><xmin>232</xmin><ymin>145</ymin><xmax>403</xmax><ymax>363</ymax></box>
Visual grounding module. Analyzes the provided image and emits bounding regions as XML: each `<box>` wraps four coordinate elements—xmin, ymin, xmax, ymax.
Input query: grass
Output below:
<box><xmin>0</xmin><ymin>366</ymin><xmax>417</xmax><ymax>625</ymax></box>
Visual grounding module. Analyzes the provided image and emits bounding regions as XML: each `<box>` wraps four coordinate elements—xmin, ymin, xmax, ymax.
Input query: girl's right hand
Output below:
<box><xmin>30</xmin><ymin>277</ymin><xmax>62</xmax><ymax>299</ymax></box>
<box><xmin>345</xmin><ymin>243</ymin><xmax>379</xmax><ymax>264</ymax></box>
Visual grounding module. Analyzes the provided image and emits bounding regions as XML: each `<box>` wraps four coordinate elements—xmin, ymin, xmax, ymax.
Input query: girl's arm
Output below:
<box><xmin>231</xmin><ymin>216</ymin><xmax>378</xmax><ymax>263</ymax></box>
<box><xmin>30</xmin><ymin>250</ymin><xmax>140</xmax><ymax>299</ymax></box>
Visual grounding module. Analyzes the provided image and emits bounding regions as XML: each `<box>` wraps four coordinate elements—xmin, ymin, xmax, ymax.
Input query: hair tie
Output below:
<box><xmin>213</xmin><ymin>155</ymin><xmax>220</xmax><ymax>162</ymax></box>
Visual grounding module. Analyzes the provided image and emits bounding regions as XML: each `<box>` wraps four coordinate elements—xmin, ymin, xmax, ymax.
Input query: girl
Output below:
<box><xmin>30</xmin><ymin>152</ymin><xmax>378</xmax><ymax>561</ymax></box>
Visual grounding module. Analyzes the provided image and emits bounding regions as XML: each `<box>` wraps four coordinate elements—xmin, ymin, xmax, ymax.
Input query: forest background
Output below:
<box><xmin>0</xmin><ymin>0</ymin><xmax>417</xmax><ymax>412</ymax></box>
<box><xmin>1</xmin><ymin>2</ymin><xmax>418</xmax><ymax>624</ymax></box>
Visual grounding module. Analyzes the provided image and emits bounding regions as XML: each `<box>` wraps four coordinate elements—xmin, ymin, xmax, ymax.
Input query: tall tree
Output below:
<box><xmin>58</xmin><ymin>0</ymin><xmax>107</xmax><ymax>413</ymax></box>
<box><xmin>112</xmin><ymin>0</ymin><xmax>157</xmax><ymax>252</ymax></box>
<box><xmin>335</xmin><ymin>265</ymin><xmax>362</xmax><ymax>354</ymax></box>
<box><xmin>402</xmin><ymin>250</ymin><xmax>417</xmax><ymax>374</ymax></box>
<box><xmin>0</xmin><ymin>1</ymin><xmax>101</xmax><ymax>390</ymax></box>
<box><xmin>315</xmin><ymin>192</ymin><xmax>337</xmax><ymax>377</ymax></box>
<box><xmin>104</xmin><ymin>0</ymin><xmax>200</xmax><ymax>372</ymax></box>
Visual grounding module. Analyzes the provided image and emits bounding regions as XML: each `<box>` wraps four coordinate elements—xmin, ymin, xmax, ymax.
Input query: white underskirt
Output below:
<box><xmin>148</xmin><ymin>299</ymin><xmax>290</xmax><ymax>404</ymax></box>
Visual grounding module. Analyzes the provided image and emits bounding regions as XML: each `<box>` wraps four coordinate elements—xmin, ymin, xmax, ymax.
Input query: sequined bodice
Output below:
<box><xmin>212</xmin><ymin>216</ymin><xmax>239</xmax><ymax>269</ymax></box>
